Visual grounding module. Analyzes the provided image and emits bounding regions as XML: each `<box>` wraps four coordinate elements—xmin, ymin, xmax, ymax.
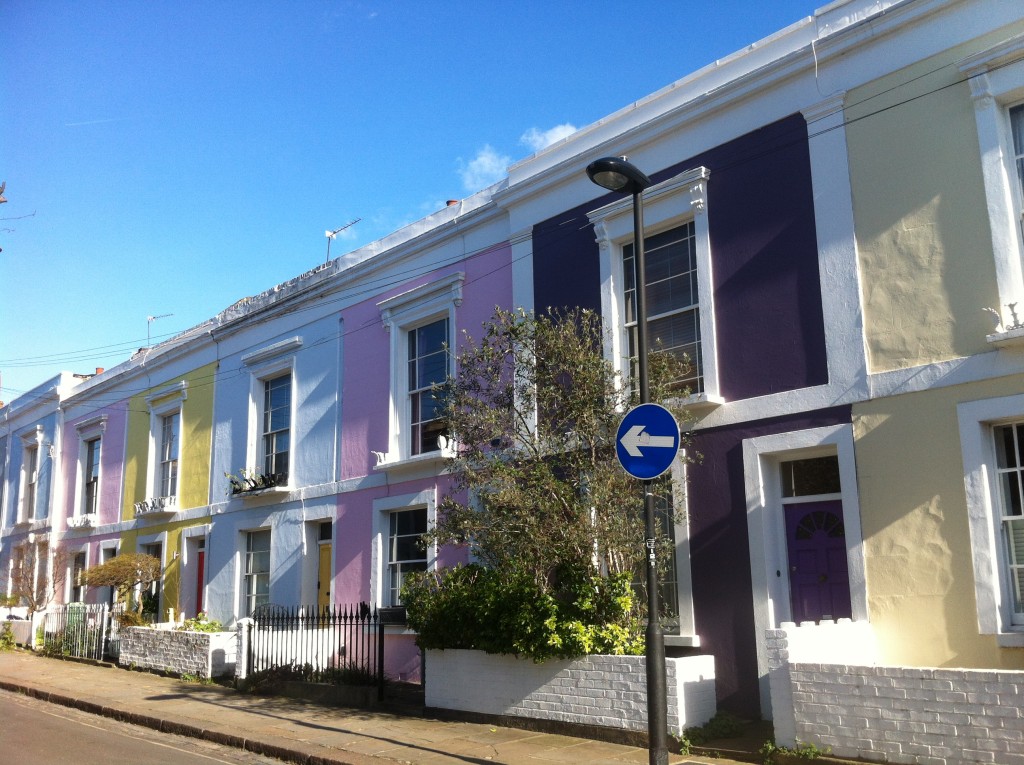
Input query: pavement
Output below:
<box><xmin>0</xmin><ymin>650</ymin><xmax>768</xmax><ymax>765</ymax></box>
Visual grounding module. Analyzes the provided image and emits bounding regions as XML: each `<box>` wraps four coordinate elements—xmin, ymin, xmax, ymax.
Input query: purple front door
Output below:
<box><xmin>785</xmin><ymin>500</ymin><xmax>852</xmax><ymax>623</ymax></box>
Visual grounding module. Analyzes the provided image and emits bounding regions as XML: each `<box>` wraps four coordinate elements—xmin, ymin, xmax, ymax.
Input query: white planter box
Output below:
<box><xmin>119</xmin><ymin>627</ymin><xmax>237</xmax><ymax>678</ymax></box>
<box><xmin>425</xmin><ymin>650</ymin><xmax>715</xmax><ymax>734</ymax></box>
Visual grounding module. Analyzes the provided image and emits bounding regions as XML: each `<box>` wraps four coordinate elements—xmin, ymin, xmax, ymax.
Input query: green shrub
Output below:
<box><xmin>177</xmin><ymin>613</ymin><xmax>223</xmax><ymax>632</ymax></box>
<box><xmin>0</xmin><ymin>623</ymin><xmax>15</xmax><ymax>651</ymax></box>
<box><xmin>118</xmin><ymin>610</ymin><xmax>147</xmax><ymax>628</ymax></box>
<box><xmin>403</xmin><ymin>564</ymin><xmax>643</xmax><ymax>662</ymax></box>
<box><xmin>760</xmin><ymin>738</ymin><xmax>831</xmax><ymax>765</ymax></box>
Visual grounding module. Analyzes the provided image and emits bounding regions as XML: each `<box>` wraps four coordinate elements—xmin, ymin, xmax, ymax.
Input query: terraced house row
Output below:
<box><xmin>3</xmin><ymin>0</ymin><xmax>1024</xmax><ymax>733</ymax></box>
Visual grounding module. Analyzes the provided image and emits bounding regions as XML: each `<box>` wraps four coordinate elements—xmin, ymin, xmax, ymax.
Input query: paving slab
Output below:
<box><xmin>0</xmin><ymin>650</ymin><xmax>755</xmax><ymax>765</ymax></box>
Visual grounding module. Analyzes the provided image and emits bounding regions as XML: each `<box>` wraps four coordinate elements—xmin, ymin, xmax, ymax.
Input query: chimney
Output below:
<box><xmin>446</xmin><ymin>199</ymin><xmax>459</xmax><ymax>207</ymax></box>
<box><xmin>95</xmin><ymin>367</ymin><xmax>104</xmax><ymax>375</ymax></box>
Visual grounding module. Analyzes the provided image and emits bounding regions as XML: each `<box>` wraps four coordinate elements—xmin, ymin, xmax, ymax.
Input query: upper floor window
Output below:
<box><xmin>83</xmin><ymin>438</ymin><xmax>101</xmax><ymax>516</ymax></box>
<box><xmin>262</xmin><ymin>373</ymin><xmax>291</xmax><ymax>481</ymax></box>
<box><xmin>240</xmin><ymin>338</ymin><xmax>302</xmax><ymax>490</ymax></box>
<box><xmin>624</xmin><ymin>223</ymin><xmax>703</xmax><ymax>394</ymax></box>
<box><xmin>144</xmin><ymin>383</ymin><xmax>186</xmax><ymax>506</ymax></box>
<box><xmin>1010</xmin><ymin>105</ymin><xmax>1024</xmax><ymax>244</ymax></box>
<box><xmin>378</xmin><ymin>273</ymin><xmax>463</xmax><ymax>464</ymax></box>
<box><xmin>21</xmin><ymin>443</ymin><xmax>39</xmax><ymax>523</ymax></box>
<box><xmin>408</xmin><ymin>319</ymin><xmax>449</xmax><ymax>456</ymax></box>
<box><xmin>159</xmin><ymin>412</ymin><xmax>179</xmax><ymax>499</ymax></box>
<box><xmin>589</xmin><ymin>167</ymin><xmax>721</xmax><ymax>407</ymax></box>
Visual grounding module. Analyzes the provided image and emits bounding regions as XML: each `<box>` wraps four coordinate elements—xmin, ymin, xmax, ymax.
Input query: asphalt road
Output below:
<box><xmin>0</xmin><ymin>689</ymin><xmax>285</xmax><ymax>765</ymax></box>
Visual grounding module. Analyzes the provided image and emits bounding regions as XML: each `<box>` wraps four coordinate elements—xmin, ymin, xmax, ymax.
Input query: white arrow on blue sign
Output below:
<box><xmin>615</xmin><ymin>403</ymin><xmax>681</xmax><ymax>480</ymax></box>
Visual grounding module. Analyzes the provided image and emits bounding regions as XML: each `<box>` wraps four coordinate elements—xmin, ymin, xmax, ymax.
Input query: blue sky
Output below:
<box><xmin>1</xmin><ymin>0</ymin><xmax>821</xmax><ymax>402</ymax></box>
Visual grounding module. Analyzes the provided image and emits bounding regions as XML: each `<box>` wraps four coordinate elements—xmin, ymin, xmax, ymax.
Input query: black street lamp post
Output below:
<box><xmin>586</xmin><ymin>156</ymin><xmax>669</xmax><ymax>765</ymax></box>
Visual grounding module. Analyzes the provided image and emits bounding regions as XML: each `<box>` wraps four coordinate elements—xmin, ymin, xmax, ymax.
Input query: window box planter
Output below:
<box><xmin>227</xmin><ymin>470</ymin><xmax>287</xmax><ymax>496</ymax></box>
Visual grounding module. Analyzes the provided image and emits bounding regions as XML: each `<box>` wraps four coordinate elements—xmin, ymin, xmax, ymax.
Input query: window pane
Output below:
<box><xmin>623</xmin><ymin>223</ymin><xmax>702</xmax><ymax>393</ymax></box>
<box><xmin>1000</xmin><ymin>471</ymin><xmax>1024</xmax><ymax>517</ymax></box>
<box><xmin>996</xmin><ymin>424</ymin><xmax>1019</xmax><ymax>468</ymax></box>
<box><xmin>1011</xmin><ymin>105</ymin><xmax>1024</xmax><ymax>198</ymax></box>
<box><xmin>781</xmin><ymin>456</ymin><xmax>842</xmax><ymax>497</ymax></box>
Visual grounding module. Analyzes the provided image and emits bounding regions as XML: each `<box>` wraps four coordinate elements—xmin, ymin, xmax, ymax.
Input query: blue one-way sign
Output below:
<box><xmin>615</xmin><ymin>403</ymin><xmax>681</xmax><ymax>480</ymax></box>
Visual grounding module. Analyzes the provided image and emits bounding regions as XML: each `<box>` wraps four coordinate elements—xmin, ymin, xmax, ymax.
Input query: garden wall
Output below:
<box><xmin>425</xmin><ymin>650</ymin><xmax>716</xmax><ymax>735</ymax></box>
<box><xmin>768</xmin><ymin>620</ymin><xmax>1024</xmax><ymax>765</ymax></box>
<box><xmin>119</xmin><ymin>627</ymin><xmax>236</xmax><ymax>678</ymax></box>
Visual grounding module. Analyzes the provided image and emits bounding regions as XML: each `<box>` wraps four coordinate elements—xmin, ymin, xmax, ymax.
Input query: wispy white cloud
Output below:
<box><xmin>520</xmin><ymin>123</ymin><xmax>577</xmax><ymax>153</ymax></box>
<box><xmin>64</xmin><ymin>117</ymin><xmax>126</xmax><ymax>127</ymax></box>
<box><xmin>458</xmin><ymin>145</ymin><xmax>511</xmax><ymax>192</ymax></box>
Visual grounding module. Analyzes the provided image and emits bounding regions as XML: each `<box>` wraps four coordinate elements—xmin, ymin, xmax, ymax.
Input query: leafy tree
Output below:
<box><xmin>82</xmin><ymin>552</ymin><xmax>162</xmax><ymax>615</ymax></box>
<box><xmin>406</xmin><ymin>307</ymin><xmax>691</xmax><ymax>658</ymax></box>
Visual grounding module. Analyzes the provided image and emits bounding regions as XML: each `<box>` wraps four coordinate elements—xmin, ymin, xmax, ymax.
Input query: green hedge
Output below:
<box><xmin>403</xmin><ymin>564</ymin><xmax>644</xmax><ymax>662</ymax></box>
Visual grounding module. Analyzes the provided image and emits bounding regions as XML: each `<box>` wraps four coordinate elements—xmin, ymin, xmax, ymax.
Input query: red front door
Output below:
<box><xmin>785</xmin><ymin>500</ymin><xmax>852</xmax><ymax>623</ymax></box>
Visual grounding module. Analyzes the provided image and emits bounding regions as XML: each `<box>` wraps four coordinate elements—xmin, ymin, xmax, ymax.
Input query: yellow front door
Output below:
<box><xmin>317</xmin><ymin>543</ymin><xmax>332</xmax><ymax>610</ymax></box>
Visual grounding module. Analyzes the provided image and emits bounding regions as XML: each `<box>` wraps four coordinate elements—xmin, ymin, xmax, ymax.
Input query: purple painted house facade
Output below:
<box><xmin>529</xmin><ymin>114</ymin><xmax>848</xmax><ymax>715</ymax></box>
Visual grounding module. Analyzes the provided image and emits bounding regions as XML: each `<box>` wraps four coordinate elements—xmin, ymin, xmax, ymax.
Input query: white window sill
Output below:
<box><xmin>996</xmin><ymin>630</ymin><xmax>1024</xmax><ymax>648</ymax></box>
<box><xmin>986</xmin><ymin>326</ymin><xmax>1024</xmax><ymax>349</ymax></box>
<box><xmin>373</xmin><ymin>449</ymin><xmax>453</xmax><ymax>475</ymax></box>
<box><xmin>67</xmin><ymin>514</ymin><xmax>98</xmax><ymax>530</ymax></box>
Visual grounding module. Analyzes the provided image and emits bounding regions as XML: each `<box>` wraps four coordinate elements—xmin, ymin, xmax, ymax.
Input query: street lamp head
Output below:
<box><xmin>586</xmin><ymin>156</ymin><xmax>652</xmax><ymax>195</ymax></box>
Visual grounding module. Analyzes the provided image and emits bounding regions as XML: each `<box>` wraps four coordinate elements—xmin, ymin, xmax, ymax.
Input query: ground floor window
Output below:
<box><xmin>245</xmin><ymin>530</ymin><xmax>271</xmax><ymax>616</ymax></box>
<box><xmin>70</xmin><ymin>552</ymin><xmax>86</xmax><ymax>602</ymax></box>
<box><xmin>994</xmin><ymin>422</ymin><xmax>1024</xmax><ymax>623</ymax></box>
<box><xmin>388</xmin><ymin>509</ymin><xmax>427</xmax><ymax>606</ymax></box>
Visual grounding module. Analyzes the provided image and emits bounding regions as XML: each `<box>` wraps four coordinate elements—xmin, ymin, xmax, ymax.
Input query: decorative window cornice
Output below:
<box><xmin>378</xmin><ymin>272</ymin><xmax>464</xmax><ymax>332</ymax></box>
<box><xmin>145</xmin><ymin>381</ymin><xmax>189</xmax><ymax>410</ymax></box>
<box><xmin>241</xmin><ymin>336</ymin><xmax>303</xmax><ymax>367</ymax></box>
<box><xmin>74</xmin><ymin>414</ymin><xmax>108</xmax><ymax>436</ymax></box>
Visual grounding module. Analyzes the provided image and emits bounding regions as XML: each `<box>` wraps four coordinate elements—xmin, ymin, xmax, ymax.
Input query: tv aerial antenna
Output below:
<box><xmin>147</xmin><ymin>313</ymin><xmax>173</xmax><ymax>347</ymax></box>
<box><xmin>325</xmin><ymin>218</ymin><xmax>361</xmax><ymax>263</ymax></box>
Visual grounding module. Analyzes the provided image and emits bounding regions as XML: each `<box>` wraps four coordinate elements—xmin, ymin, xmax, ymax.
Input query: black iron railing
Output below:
<box><xmin>248</xmin><ymin>604</ymin><xmax>384</xmax><ymax>698</ymax></box>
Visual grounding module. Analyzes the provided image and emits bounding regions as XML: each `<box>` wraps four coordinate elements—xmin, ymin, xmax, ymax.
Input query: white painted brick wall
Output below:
<box><xmin>119</xmin><ymin>627</ymin><xmax>237</xmax><ymax>678</ymax></box>
<box><xmin>767</xmin><ymin>622</ymin><xmax>1024</xmax><ymax>765</ymax></box>
<box><xmin>425</xmin><ymin>650</ymin><xmax>716</xmax><ymax>734</ymax></box>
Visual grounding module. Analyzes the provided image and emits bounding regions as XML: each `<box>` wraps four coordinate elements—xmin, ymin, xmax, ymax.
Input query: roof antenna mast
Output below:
<box><xmin>325</xmin><ymin>218</ymin><xmax>361</xmax><ymax>264</ymax></box>
<box><xmin>147</xmin><ymin>313</ymin><xmax>173</xmax><ymax>347</ymax></box>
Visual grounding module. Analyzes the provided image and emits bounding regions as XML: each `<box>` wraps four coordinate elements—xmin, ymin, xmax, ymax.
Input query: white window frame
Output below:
<box><xmin>242</xmin><ymin>528</ymin><xmax>272</xmax><ymax>617</ymax></box>
<box><xmin>145</xmin><ymin>383</ymin><xmax>187</xmax><ymax>505</ymax></box>
<box><xmin>377</xmin><ymin>273</ymin><xmax>463</xmax><ymax>465</ymax></box>
<box><xmin>74</xmin><ymin>415</ymin><xmax>107</xmax><ymax>521</ymax></box>
<box><xmin>588</xmin><ymin>167</ymin><xmax>721</xmax><ymax>409</ymax></box>
<box><xmin>242</xmin><ymin>339</ymin><xmax>301</xmax><ymax>488</ymax></box>
<box><xmin>957</xmin><ymin>393</ymin><xmax>1024</xmax><ymax>646</ymax></box>
<box><xmin>68</xmin><ymin>548</ymin><xmax>88</xmax><ymax>603</ymax></box>
<box><xmin>663</xmin><ymin>457</ymin><xmax>698</xmax><ymax>647</ymax></box>
<box><xmin>370</xmin><ymin>489</ymin><xmax>437</xmax><ymax>608</ymax></box>
<box><xmin>136</xmin><ymin>531</ymin><xmax>167</xmax><ymax>619</ymax></box>
<box><xmin>960</xmin><ymin>34</ymin><xmax>1024</xmax><ymax>336</ymax></box>
<box><xmin>742</xmin><ymin>424</ymin><xmax>865</xmax><ymax>716</ymax></box>
<box><xmin>17</xmin><ymin>426</ymin><xmax>43</xmax><ymax>524</ymax></box>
